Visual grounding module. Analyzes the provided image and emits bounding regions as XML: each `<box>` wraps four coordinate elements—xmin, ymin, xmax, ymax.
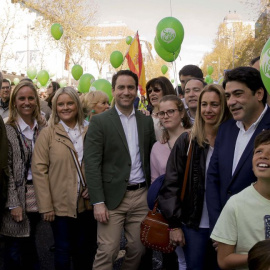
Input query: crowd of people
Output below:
<box><xmin>0</xmin><ymin>58</ymin><xmax>269</xmax><ymax>270</ymax></box>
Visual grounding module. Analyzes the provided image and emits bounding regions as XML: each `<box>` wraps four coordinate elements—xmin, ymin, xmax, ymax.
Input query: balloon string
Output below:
<box><xmin>170</xmin><ymin>0</ymin><xmax>173</xmax><ymax>16</ymax></box>
<box><xmin>172</xmin><ymin>53</ymin><xmax>178</xmax><ymax>93</ymax></box>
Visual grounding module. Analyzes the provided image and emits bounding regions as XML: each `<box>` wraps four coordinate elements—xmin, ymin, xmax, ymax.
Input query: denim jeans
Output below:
<box><xmin>51</xmin><ymin>210</ymin><xmax>97</xmax><ymax>270</ymax></box>
<box><xmin>4</xmin><ymin>212</ymin><xmax>41</xmax><ymax>270</ymax></box>
<box><xmin>182</xmin><ymin>224</ymin><xmax>214</xmax><ymax>270</ymax></box>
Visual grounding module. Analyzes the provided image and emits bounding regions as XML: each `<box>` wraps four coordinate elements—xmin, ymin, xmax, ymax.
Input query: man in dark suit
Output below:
<box><xmin>84</xmin><ymin>70</ymin><xmax>156</xmax><ymax>270</ymax></box>
<box><xmin>207</xmin><ymin>67</ymin><xmax>270</xmax><ymax>231</ymax></box>
<box><xmin>0</xmin><ymin>72</ymin><xmax>9</xmax><ymax>227</ymax></box>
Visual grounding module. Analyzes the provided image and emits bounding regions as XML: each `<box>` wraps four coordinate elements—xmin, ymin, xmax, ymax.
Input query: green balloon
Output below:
<box><xmin>205</xmin><ymin>74</ymin><xmax>211</xmax><ymax>84</ymax></box>
<box><xmin>110</xmin><ymin>51</ymin><xmax>123</xmax><ymax>68</ymax></box>
<box><xmin>27</xmin><ymin>67</ymin><xmax>37</xmax><ymax>80</ymax></box>
<box><xmin>78</xmin><ymin>73</ymin><xmax>95</xmax><ymax>93</ymax></box>
<box><xmin>90</xmin><ymin>79</ymin><xmax>113</xmax><ymax>103</ymax></box>
<box><xmin>126</xmin><ymin>36</ymin><xmax>133</xmax><ymax>45</ymax></box>
<box><xmin>207</xmin><ymin>65</ymin><xmax>214</xmax><ymax>75</ymax></box>
<box><xmin>161</xmin><ymin>65</ymin><xmax>168</xmax><ymax>74</ymax></box>
<box><xmin>156</xmin><ymin>17</ymin><xmax>184</xmax><ymax>53</ymax></box>
<box><xmin>51</xmin><ymin>23</ymin><xmax>63</xmax><ymax>40</ymax></box>
<box><xmin>13</xmin><ymin>78</ymin><xmax>20</xmax><ymax>85</ymax></box>
<box><xmin>59</xmin><ymin>79</ymin><xmax>67</xmax><ymax>88</ymax></box>
<box><xmin>260</xmin><ymin>37</ymin><xmax>270</xmax><ymax>95</ymax></box>
<box><xmin>37</xmin><ymin>70</ymin><xmax>50</xmax><ymax>86</ymax></box>
<box><xmin>71</xmin><ymin>65</ymin><xmax>83</xmax><ymax>81</ymax></box>
<box><xmin>154</xmin><ymin>37</ymin><xmax>180</xmax><ymax>62</ymax></box>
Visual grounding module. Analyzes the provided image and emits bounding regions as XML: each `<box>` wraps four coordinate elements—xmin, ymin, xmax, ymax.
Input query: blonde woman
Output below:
<box><xmin>32</xmin><ymin>87</ymin><xmax>97</xmax><ymax>269</ymax></box>
<box><xmin>159</xmin><ymin>84</ymin><xmax>231</xmax><ymax>270</ymax></box>
<box><xmin>0</xmin><ymin>80</ymin><xmax>46</xmax><ymax>269</ymax></box>
<box><xmin>80</xmin><ymin>90</ymin><xmax>110</xmax><ymax>121</ymax></box>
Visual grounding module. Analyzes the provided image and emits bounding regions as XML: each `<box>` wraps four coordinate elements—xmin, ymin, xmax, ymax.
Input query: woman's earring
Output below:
<box><xmin>91</xmin><ymin>109</ymin><xmax>95</xmax><ymax>114</ymax></box>
<box><xmin>181</xmin><ymin>118</ymin><xmax>184</xmax><ymax>127</ymax></box>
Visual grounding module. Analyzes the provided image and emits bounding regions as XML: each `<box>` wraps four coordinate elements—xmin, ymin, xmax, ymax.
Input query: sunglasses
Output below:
<box><xmin>147</xmin><ymin>87</ymin><xmax>162</xmax><ymax>95</ymax></box>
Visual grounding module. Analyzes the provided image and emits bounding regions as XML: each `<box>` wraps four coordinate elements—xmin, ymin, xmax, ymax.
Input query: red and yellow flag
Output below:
<box><xmin>125</xmin><ymin>32</ymin><xmax>146</xmax><ymax>96</ymax></box>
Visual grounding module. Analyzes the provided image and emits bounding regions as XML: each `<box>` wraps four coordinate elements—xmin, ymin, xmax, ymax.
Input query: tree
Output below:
<box><xmin>0</xmin><ymin>0</ymin><xmax>25</xmax><ymax>69</ymax></box>
<box><xmin>20</xmin><ymin>0</ymin><xmax>98</xmax><ymax>71</ymax></box>
<box><xmin>200</xmin><ymin>22</ymin><xmax>254</xmax><ymax>80</ymax></box>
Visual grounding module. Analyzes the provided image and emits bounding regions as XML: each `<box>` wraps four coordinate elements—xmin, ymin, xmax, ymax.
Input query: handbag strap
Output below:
<box><xmin>70</xmin><ymin>149</ymin><xmax>87</xmax><ymax>188</ymax></box>
<box><xmin>180</xmin><ymin>136</ymin><xmax>193</xmax><ymax>202</ymax></box>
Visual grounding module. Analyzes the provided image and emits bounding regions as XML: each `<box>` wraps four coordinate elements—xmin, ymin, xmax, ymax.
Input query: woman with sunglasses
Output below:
<box><xmin>150</xmin><ymin>95</ymin><xmax>192</xmax><ymax>269</ymax></box>
<box><xmin>159</xmin><ymin>84</ymin><xmax>231</xmax><ymax>270</ymax></box>
<box><xmin>146</xmin><ymin>76</ymin><xmax>176</xmax><ymax>140</ymax></box>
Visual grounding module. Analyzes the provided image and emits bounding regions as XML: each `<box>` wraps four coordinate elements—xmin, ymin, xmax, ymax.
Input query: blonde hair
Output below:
<box><xmin>191</xmin><ymin>84</ymin><xmax>231</xmax><ymax>147</ymax></box>
<box><xmin>80</xmin><ymin>90</ymin><xmax>109</xmax><ymax>119</ymax></box>
<box><xmin>49</xmin><ymin>87</ymin><xmax>84</xmax><ymax>127</ymax></box>
<box><xmin>7</xmin><ymin>80</ymin><xmax>42</xmax><ymax>127</ymax></box>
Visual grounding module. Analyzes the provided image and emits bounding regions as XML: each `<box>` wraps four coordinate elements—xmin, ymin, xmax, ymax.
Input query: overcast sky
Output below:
<box><xmin>96</xmin><ymin>0</ymin><xmax>257</xmax><ymax>71</ymax></box>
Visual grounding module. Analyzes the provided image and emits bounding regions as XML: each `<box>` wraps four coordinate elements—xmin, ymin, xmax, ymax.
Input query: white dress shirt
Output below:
<box><xmin>17</xmin><ymin>116</ymin><xmax>38</xmax><ymax>181</ymax></box>
<box><xmin>232</xmin><ymin>105</ymin><xmax>268</xmax><ymax>175</ymax></box>
<box><xmin>115</xmin><ymin>105</ymin><xmax>145</xmax><ymax>184</ymax></box>
<box><xmin>60</xmin><ymin>120</ymin><xmax>88</xmax><ymax>191</ymax></box>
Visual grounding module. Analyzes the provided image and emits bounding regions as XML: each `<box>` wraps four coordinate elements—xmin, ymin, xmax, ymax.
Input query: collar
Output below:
<box><xmin>115</xmin><ymin>104</ymin><xmax>135</xmax><ymax>117</ymax></box>
<box><xmin>236</xmin><ymin>105</ymin><xmax>268</xmax><ymax>131</ymax></box>
<box><xmin>17</xmin><ymin>115</ymin><xmax>38</xmax><ymax>132</ymax></box>
<box><xmin>59</xmin><ymin>120</ymin><xmax>79</xmax><ymax>133</ymax></box>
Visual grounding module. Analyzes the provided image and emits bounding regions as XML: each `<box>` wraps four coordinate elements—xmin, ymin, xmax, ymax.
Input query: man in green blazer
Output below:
<box><xmin>84</xmin><ymin>70</ymin><xmax>156</xmax><ymax>270</ymax></box>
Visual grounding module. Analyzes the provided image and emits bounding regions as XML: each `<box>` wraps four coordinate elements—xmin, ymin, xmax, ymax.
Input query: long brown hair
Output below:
<box><xmin>7</xmin><ymin>80</ymin><xmax>42</xmax><ymax>127</ymax></box>
<box><xmin>191</xmin><ymin>84</ymin><xmax>231</xmax><ymax>147</ymax></box>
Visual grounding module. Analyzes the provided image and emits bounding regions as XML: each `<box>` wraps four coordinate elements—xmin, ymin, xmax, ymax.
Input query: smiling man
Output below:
<box><xmin>184</xmin><ymin>78</ymin><xmax>207</xmax><ymax>123</ymax></box>
<box><xmin>84</xmin><ymin>70</ymin><xmax>156</xmax><ymax>270</ymax></box>
<box><xmin>0</xmin><ymin>79</ymin><xmax>11</xmax><ymax>119</ymax></box>
<box><xmin>207</xmin><ymin>67</ymin><xmax>270</xmax><ymax>231</ymax></box>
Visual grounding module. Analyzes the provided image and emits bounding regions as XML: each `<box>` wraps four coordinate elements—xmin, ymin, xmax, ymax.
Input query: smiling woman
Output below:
<box><xmin>159</xmin><ymin>84</ymin><xmax>231</xmax><ymax>269</ymax></box>
<box><xmin>31</xmin><ymin>86</ymin><xmax>97</xmax><ymax>269</ymax></box>
<box><xmin>0</xmin><ymin>80</ymin><xmax>46</xmax><ymax>269</ymax></box>
<box><xmin>146</xmin><ymin>76</ymin><xmax>177</xmax><ymax>140</ymax></box>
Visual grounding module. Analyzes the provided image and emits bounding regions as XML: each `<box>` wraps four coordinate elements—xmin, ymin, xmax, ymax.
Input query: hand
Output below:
<box><xmin>140</xmin><ymin>109</ymin><xmax>150</xmax><ymax>116</ymax></box>
<box><xmin>170</xmin><ymin>228</ymin><xmax>185</xmax><ymax>247</ymax></box>
<box><xmin>213</xmin><ymin>241</ymin><xmax>218</xmax><ymax>251</ymax></box>
<box><xmin>43</xmin><ymin>211</ymin><xmax>55</xmax><ymax>222</ymax></box>
<box><xmin>94</xmin><ymin>203</ymin><xmax>109</xmax><ymax>223</ymax></box>
<box><xmin>81</xmin><ymin>188</ymin><xmax>89</xmax><ymax>199</ymax></box>
<box><xmin>11</xmin><ymin>206</ymin><xmax>23</xmax><ymax>222</ymax></box>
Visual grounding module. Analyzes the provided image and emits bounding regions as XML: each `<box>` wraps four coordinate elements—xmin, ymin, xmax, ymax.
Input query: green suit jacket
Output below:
<box><xmin>84</xmin><ymin>107</ymin><xmax>156</xmax><ymax>210</ymax></box>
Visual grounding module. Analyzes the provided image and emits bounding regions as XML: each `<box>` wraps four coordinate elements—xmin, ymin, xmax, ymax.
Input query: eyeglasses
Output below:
<box><xmin>147</xmin><ymin>87</ymin><xmax>162</xmax><ymax>95</ymax></box>
<box><xmin>157</xmin><ymin>109</ymin><xmax>179</xmax><ymax>118</ymax></box>
<box><xmin>1</xmin><ymin>86</ymin><xmax>10</xmax><ymax>90</ymax></box>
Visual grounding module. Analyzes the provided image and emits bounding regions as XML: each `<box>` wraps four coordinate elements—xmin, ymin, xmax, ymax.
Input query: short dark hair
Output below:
<box><xmin>223</xmin><ymin>66</ymin><xmax>267</xmax><ymax>105</ymax></box>
<box><xmin>51</xmin><ymin>81</ymin><xmax>60</xmax><ymax>92</ymax></box>
<box><xmin>254</xmin><ymin>130</ymin><xmax>270</xmax><ymax>150</ymax></box>
<box><xmin>179</xmin><ymin>65</ymin><xmax>203</xmax><ymax>79</ymax></box>
<box><xmin>146</xmin><ymin>76</ymin><xmax>176</xmax><ymax>106</ymax></box>
<box><xmin>2</xmin><ymin>78</ymin><xmax>11</xmax><ymax>87</ymax></box>
<box><xmin>112</xmin><ymin>70</ymin><xmax>138</xmax><ymax>90</ymax></box>
<box><xmin>250</xmin><ymin>56</ymin><xmax>260</xmax><ymax>66</ymax></box>
<box><xmin>248</xmin><ymin>240</ymin><xmax>270</xmax><ymax>270</ymax></box>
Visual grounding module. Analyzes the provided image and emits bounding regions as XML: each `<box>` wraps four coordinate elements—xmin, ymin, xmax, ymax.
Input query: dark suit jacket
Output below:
<box><xmin>206</xmin><ymin>106</ymin><xmax>270</xmax><ymax>229</ymax></box>
<box><xmin>84</xmin><ymin>107</ymin><xmax>156</xmax><ymax>210</ymax></box>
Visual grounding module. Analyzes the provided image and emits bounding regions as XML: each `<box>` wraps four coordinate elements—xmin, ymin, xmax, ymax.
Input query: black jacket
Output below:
<box><xmin>159</xmin><ymin>132</ymin><xmax>209</xmax><ymax>229</ymax></box>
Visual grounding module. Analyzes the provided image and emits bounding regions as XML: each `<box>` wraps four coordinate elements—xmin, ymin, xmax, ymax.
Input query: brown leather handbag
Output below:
<box><xmin>140</xmin><ymin>140</ymin><xmax>192</xmax><ymax>253</ymax></box>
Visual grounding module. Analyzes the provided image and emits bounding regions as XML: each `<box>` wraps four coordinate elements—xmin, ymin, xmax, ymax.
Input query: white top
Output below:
<box><xmin>115</xmin><ymin>105</ymin><xmax>144</xmax><ymax>184</ymax></box>
<box><xmin>232</xmin><ymin>105</ymin><xmax>268</xmax><ymax>175</ymax></box>
<box><xmin>60</xmin><ymin>120</ymin><xmax>88</xmax><ymax>191</ymax></box>
<box><xmin>211</xmin><ymin>184</ymin><xmax>270</xmax><ymax>270</ymax></box>
<box><xmin>17</xmin><ymin>115</ymin><xmax>38</xmax><ymax>181</ymax></box>
<box><xmin>199</xmin><ymin>145</ymin><xmax>214</xmax><ymax>228</ymax></box>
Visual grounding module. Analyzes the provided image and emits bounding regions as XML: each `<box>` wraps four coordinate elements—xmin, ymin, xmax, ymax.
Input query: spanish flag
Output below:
<box><xmin>125</xmin><ymin>32</ymin><xmax>146</xmax><ymax>96</ymax></box>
